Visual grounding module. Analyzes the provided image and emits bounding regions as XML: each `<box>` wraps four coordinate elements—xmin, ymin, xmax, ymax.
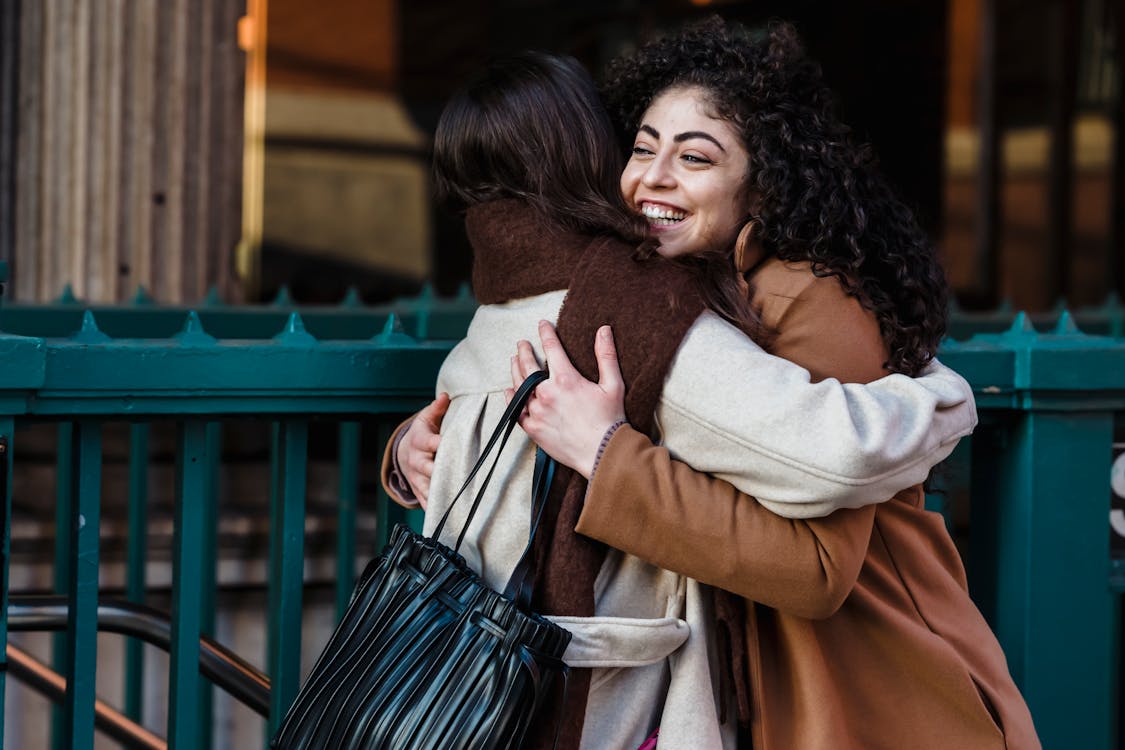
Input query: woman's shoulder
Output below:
<box><xmin>749</xmin><ymin>256</ymin><xmax>889</xmax><ymax>384</ymax></box>
<box><xmin>750</xmin><ymin>257</ymin><xmax>849</xmax><ymax>323</ymax></box>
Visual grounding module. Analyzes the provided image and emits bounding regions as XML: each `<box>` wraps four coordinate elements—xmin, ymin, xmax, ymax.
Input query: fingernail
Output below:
<box><xmin>599</xmin><ymin>325</ymin><xmax>611</xmax><ymax>340</ymax></box>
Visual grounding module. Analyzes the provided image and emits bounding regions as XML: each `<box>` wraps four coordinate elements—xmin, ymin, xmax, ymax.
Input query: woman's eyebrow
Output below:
<box><xmin>674</xmin><ymin>131</ymin><xmax>726</xmax><ymax>152</ymax></box>
<box><xmin>639</xmin><ymin>124</ymin><xmax>660</xmax><ymax>138</ymax></box>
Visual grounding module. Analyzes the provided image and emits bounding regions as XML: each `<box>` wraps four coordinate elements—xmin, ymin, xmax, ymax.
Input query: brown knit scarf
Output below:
<box><xmin>466</xmin><ymin>199</ymin><xmax>706</xmax><ymax>749</ymax></box>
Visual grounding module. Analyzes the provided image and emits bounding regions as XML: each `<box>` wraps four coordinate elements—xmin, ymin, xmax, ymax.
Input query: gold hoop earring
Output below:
<box><xmin>734</xmin><ymin>219</ymin><xmax>763</xmax><ymax>273</ymax></box>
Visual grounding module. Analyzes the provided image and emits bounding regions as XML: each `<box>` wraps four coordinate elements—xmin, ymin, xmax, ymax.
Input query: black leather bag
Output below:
<box><xmin>272</xmin><ymin>371</ymin><xmax>571</xmax><ymax>750</ymax></box>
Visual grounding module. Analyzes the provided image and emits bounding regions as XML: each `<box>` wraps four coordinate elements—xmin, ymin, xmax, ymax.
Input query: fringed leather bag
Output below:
<box><xmin>272</xmin><ymin>371</ymin><xmax>571</xmax><ymax>750</ymax></box>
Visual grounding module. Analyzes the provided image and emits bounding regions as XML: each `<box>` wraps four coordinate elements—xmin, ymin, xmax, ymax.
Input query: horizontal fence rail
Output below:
<box><xmin>0</xmin><ymin>282</ymin><xmax>1119</xmax><ymax>749</ymax></box>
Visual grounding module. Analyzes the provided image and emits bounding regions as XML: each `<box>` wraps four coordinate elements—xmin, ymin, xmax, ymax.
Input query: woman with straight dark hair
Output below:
<box><xmin>386</xmin><ymin>50</ymin><xmax>978</xmax><ymax>749</ymax></box>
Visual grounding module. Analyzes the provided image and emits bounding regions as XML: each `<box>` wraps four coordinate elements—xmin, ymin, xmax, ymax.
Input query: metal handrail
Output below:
<box><xmin>8</xmin><ymin>595</ymin><xmax>270</xmax><ymax>716</ymax></box>
<box><xmin>6</xmin><ymin>643</ymin><xmax>166</xmax><ymax>750</ymax></box>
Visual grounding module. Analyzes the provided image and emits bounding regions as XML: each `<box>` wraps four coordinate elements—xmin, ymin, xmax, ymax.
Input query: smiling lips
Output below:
<box><xmin>641</xmin><ymin>202</ymin><xmax>687</xmax><ymax>227</ymax></box>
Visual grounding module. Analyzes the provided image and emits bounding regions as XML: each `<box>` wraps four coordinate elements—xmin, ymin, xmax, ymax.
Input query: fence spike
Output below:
<box><xmin>1001</xmin><ymin>311</ymin><xmax>1038</xmax><ymax>339</ymax></box>
<box><xmin>271</xmin><ymin>286</ymin><xmax>293</xmax><ymax>307</ymax></box>
<box><xmin>71</xmin><ymin>310</ymin><xmax>111</xmax><ymax>343</ymax></box>
<box><xmin>340</xmin><ymin>287</ymin><xmax>362</xmax><ymax>308</ymax></box>
<box><xmin>383</xmin><ymin>314</ymin><xmax>404</xmax><ymax>334</ymax></box>
<box><xmin>418</xmin><ymin>282</ymin><xmax>434</xmax><ymax>301</ymax></box>
<box><xmin>1052</xmin><ymin>310</ymin><xmax>1080</xmax><ymax>335</ymax></box>
<box><xmin>57</xmin><ymin>284</ymin><xmax>79</xmax><ymax>304</ymax></box>
<box><xmin>273</xmin><ymin>312</ymin><xmax>318</xmax><ymax>346</ymax></box>
<box><xmin>455</xmin><ymin>282</ymin><xmax>474</xmax><ymax>302</ymax></box>
<box><xmin>131</xmin><ymin>285</ymin><xmax>154</xmax><ymax>305</ymax></box>
<box><xmin>202</xmin><ymin>286</ymin><xmax>223</xmax><ymax>307</ymax></box>
<box><xmin>175</xmin><ymin>311</ymin><xmax>217</xmax><ymax>345</ymax></box>
<box><xmin>372</xmin><ymin>314</ymin><xmax>415</xmax><ymax>347</ymax></box>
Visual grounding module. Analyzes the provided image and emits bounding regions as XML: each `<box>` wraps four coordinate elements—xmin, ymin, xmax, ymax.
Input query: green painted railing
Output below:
<box><xmin>0</xmin><ymin>281</ymin><xmax>1121</xmax><ymax>749</ymax></box>
<box><xmin>0</xmin><ymin>303</ymin><xmax>454</xmax><ymax>749</ymax></box>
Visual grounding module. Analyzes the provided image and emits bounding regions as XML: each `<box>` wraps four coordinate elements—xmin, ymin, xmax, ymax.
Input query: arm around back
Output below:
<box><xmin>577</xmin><ymin>424</ymin><xmax>874</xmax><ymax>618</ymax></box>
<box><xmin>657</xmin><ymin>311</ymin><xmax>974</xmax><ymax>518</ymax></box>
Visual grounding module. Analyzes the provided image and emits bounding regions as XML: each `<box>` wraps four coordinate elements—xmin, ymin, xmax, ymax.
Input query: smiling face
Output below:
<box><xmin>620</xmin><ymin>86</ymin><xmax>752</xmax><ymax>259</ymax></box>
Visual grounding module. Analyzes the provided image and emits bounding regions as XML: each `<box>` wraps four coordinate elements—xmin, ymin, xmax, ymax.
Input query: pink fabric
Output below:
<box><xmin>637</xmin><ymin>729</ymin><xmax>659</xmax><ymax>750</ymax></box>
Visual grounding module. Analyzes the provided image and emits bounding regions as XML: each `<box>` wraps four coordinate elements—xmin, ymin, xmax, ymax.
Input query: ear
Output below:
<box><xmin>733</xmin><ymin>219</ymin><xmax>764</xmax><ymax>273</ymax></box>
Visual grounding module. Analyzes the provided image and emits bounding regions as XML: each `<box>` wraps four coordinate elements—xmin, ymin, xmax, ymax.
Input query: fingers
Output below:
<box><xmin>418</xmin><ymin>393</ymin><xmax>450</xmax><ymax>431</ymax></box>
<box><xmin>510</xmin><ymin>352</ymin><xmax>525</xmax><ymax>393</ymax></box>
<box><xmin>516</xmin><ymin>339</ymin><xmax>542</xmax><ymax>382</ymax></box>
<box><xmin>594</xmin><ymin>325</ymin><xmax>624</xmax><ymax>397</ymax></box>
<box><xmin>537</xmin><ymin>320</ymin><xmax>578</xmax><ymax>378</ymax></box>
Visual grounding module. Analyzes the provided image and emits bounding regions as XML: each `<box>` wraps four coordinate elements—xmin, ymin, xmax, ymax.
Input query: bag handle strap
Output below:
<box><xmin>432</xmin><ymin>370</ymin><xmax>550</xmax><ymax>553</ymax></box>
<box><xmin>501</xmin><ymin>447</ymin><xmax>555</xmax><ymax>611</ymax></box>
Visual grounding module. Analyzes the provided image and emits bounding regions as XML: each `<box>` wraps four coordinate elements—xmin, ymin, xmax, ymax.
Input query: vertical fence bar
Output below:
<box><xmin>124</xmin><ymin>421</ymin><xmax>149</xmax><ymax>722</ymax></box>
<box><xmin>62</xmin><ymin>421</ymin><xmax>101</xmax><ymax>750</ymax></box>
<box><xmin>0</xmin><ymin>421</ymin><xmax>14</xmax><ymax>748</ymax></box>
<box><xmin>50</xmin><ymin>422</ymin><xmax>73</xmax><ymax>750</ymax></box>
<box><xmin>978</xmin><ymin>410</ymin><xmax>1117</xmax><ymax>750</ymax></box>
<box><xmin>168</xmin><ymin>419</ymin><xmax>208</xmax><ymax>749</ymax></box>
<box><xmin>198</xmin><ymin>420</ymin><xmax>222</xmax><ymax>750</ymax></box>
<box><xmin>266</xmin><ymin>420</ymin><xmax>308</xmax><ymax>742</ymax></box>
<box><xmin>335</xmin><ymin>421</ymin><xmax>360</xmax><ymax>621</ymax></box>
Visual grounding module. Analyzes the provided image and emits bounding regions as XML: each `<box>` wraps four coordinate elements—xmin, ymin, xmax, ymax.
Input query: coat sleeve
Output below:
<box><xmin>656</xmin><ymin>308</ymin><xmax>975</xmax><ymax>518</ymax></box>
<box><xmin>578</xmin><ymin>275</ymin><xmax>895</xmax><ymax>616</ymax></box>
<box><xmin>576</xmin><ymin>424</ymin><xmax>878</xmax><ymax>618</ymax></box>
<box><xmin>380</xmin><ymin>416</ymin><xmax>422</xmax><ymax>509</ymax></box>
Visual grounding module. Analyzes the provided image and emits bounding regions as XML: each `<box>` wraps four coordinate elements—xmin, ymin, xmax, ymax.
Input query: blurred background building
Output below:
<box><xmin>1</xmin><ymin>0</ymin><xmax>1121</xmax><ymax>313</ymax></box>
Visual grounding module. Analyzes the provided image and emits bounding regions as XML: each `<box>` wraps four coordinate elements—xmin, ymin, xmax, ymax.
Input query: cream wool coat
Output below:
<box><xmin>421</xmin><ymin>289</ymin><xmax>977</xmax><ymax>750</ymax></box>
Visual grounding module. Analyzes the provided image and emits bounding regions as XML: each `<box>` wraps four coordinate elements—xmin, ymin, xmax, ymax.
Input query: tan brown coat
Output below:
<box><xmin>575</xmin><ymin>258</ymin><xmax>1040</xmax><ymax>750</ymax></box>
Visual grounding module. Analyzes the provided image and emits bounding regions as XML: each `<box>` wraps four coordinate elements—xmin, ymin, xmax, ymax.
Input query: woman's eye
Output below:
<box><xmin>682</xmin><ymin>154</ymin><xmax>712</xmax><ymax>165</ymax></box>
<box><xmin>631</xmin><ymin>146</ymin><xmax>654</xmax><ymax>156</ymax></box>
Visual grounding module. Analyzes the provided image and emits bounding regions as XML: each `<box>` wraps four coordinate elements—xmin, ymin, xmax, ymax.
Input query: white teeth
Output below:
<box><xmin>641</xmin><ymin>204</ymin><xmax>686</xmax><ymax>223</ymax></box>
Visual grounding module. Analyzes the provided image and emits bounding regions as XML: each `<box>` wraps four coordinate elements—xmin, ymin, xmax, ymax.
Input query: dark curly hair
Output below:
<box><xmin>601</xmin><ymin>17</ymin><xmax>949</xmax><ymax>375</ymax></box>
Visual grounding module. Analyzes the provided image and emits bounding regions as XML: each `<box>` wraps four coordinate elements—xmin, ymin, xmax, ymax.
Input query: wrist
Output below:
<box><xmin>583</xmin><ymin>420</ymin><xmax>627</xmax><ymax>481</ymax></box>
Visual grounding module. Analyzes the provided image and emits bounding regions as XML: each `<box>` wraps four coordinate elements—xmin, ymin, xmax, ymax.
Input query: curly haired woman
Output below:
<box><xmin>508</xmin><ymin>17</ymin><xmax>1040</xmax><ymax>750</ymax></box>
<box><xmin>386</xmin><ymin>33</ymin><xmax>1001</xmax><ymax>750</ymax></box>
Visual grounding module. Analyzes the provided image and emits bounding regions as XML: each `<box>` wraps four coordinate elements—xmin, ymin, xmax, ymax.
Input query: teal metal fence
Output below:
<box><xmin>0</xmin><ymin>296</ymin><xmax>457</xmax><ymax>749</ymax></box>
<box><xmin>0</xmin><ymin>282</ymin><xmax>1121</xmax><ymax>749</ymax></box>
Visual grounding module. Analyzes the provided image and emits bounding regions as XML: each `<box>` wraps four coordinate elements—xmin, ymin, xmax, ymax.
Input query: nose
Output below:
<box><xmin>640</xmin><ymin>154</ymin><xmax>676</xmax><ymax>190</ymax></box>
